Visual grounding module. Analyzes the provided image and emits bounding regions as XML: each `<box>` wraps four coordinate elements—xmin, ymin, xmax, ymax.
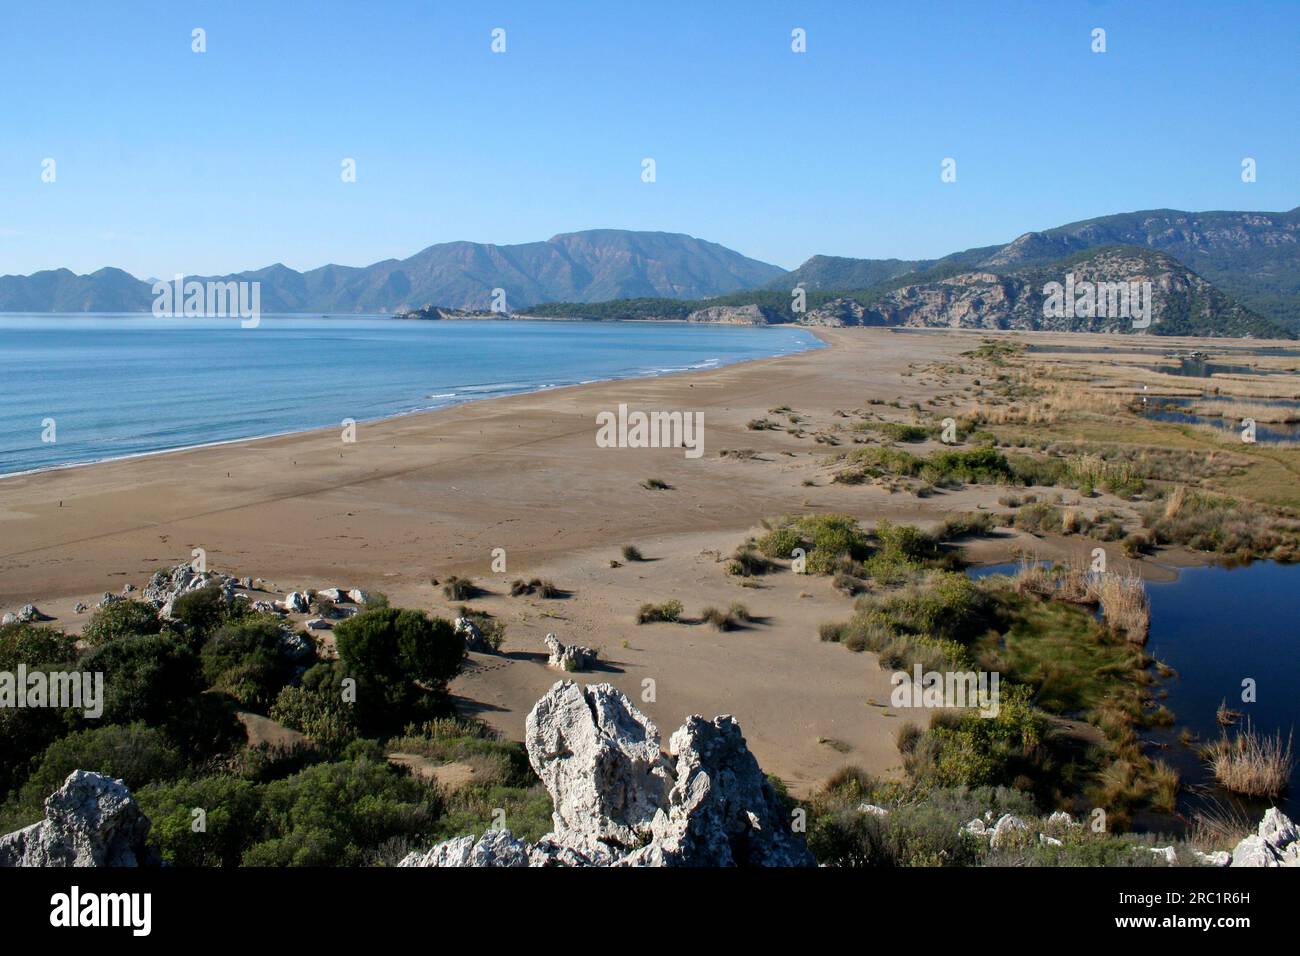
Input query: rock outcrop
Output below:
<box><xmin>1230</xmin><ymin>808</ymin><xmax>1300</xmax><ymax>867</ymax></box>
<box><xmin>400</xmin><ymin>680</ymin><xmax>815</xmax><ymax>867</ymax></box>
<box><xmin>143</xmin><ymin>564</ymin><xmax>238</xmax><ymax>616</ymax></box>
<box><xmin>455</xmin><ymin>616</ymin><xmax>495</xmax><ymax>654</ymax></box>
<box><xmin>0</xmin><ymin>771</ymin><xmax>157</xmax><ymax>867</ymax></box>
<box><xmin>684</xmin><ymin>304</ymin><xmax>781</xmax><ymax>326</ymax></box>
<box><xmin>543</xmin><ymin>633</ymin><xmax>597</xmax><ymax>671</ymax></box>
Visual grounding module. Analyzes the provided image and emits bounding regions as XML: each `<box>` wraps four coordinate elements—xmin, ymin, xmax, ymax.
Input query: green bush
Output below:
<box><xmin>0</xmin><ymin>622</ymin><xmax>76</xmax><ymax>670</ymax></box>
<box><xmin>334</xmin><ymin>607</ymin><xmax>464</xmax><ymax>730</ymax></box>
<box><xmin>138</xmin><ymin>775</ymin><xmax>265</xmax><ymax>867</ymax></box>
<box><xmin>171</xmin><ymin>584</ymin><xmax>242</xmax><ymax>642</ymax></box>
<box><xmin>758</xmin><ymin>514</ymin><xmax>870</xmax><ymax>575</ymax></box>
<box><xmin>18</xmin><ymin>723</ymin><xmax>182</xmax><ymax>807</ymax></box>
<box><xmin>907</xmin><ymin>685</ymin><xmax>1045</xmax><ymax>789</ymax></box>
<box><xmin>80</xmin><ymin>600</ymin><xmax>162</xmax><ymax>646</ymax></box>
<box><xmin>242</xmin><ymin>752</ymin><xmax>438</xmax><ymax>866</ymax></box>
<box><xmin>636</xmin><ymin>600</ymin><xmax>684</xmax><ymax>624</ymax></box>
<box><xmin>201</xmin><ymin>618</ymin><xmax>298</xmax><ymax>711</ymax></box>
<box><xmin>270</xmin><ymin>661</ymin><xmax>360</xmax><ymax>755</ymax></box>
<box><xmin>79</xmin><ymin>633</ymin><xmax>206</xmax><ymax>728</ymax></box>
<box><xmin>77</xmin><ymin>633</ymin><xmax>243</xmax><ymax>758</ymax></box>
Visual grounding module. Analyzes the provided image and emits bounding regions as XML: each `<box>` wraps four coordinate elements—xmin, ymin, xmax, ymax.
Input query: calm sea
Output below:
<box><xmin>0</xmin><ymin>315</ymin><xmax>821</xmax><ymax>476</ymax></box>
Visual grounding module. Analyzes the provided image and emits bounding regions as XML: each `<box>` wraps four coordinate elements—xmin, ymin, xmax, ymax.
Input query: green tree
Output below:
<box><xmin>333</xmin><ymin>608</ymin><xmax>463</xmax><ymax>731</ymax></box>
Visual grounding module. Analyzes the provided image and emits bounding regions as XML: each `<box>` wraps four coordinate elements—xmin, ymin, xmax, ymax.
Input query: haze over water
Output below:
<box><xmin>0</xmin><ymin>315</ymin><xmax>821</xmax><ymax>476</ymax></box>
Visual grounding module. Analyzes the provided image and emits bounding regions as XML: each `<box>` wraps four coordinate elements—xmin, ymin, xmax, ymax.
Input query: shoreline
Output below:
<box><xmin>0</xmin><ymin>318</ymin><xmax>827</xmax><ymax>481</ymax></box>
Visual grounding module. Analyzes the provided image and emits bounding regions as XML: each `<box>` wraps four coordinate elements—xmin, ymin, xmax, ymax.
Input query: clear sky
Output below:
<box><xmin>1</xmin><ymin>0</ymin><xmax>1296</xmax><ymax>278</ymax></box>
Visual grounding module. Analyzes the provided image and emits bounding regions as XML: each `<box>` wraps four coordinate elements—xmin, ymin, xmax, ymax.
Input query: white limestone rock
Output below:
<box><xmin>543</xmin><ymin>633</ymin><xmax>597</xmax><ymax>671</ymax></box>
<box><xmin>989</xmin><ymin>814</ymin><xmax>1029</xmax><ymax>849</ymax></box>
<box><xmin>0</xmin><ymin>771</ymin><xmax>157</xmax><ymax>867</ymax></box>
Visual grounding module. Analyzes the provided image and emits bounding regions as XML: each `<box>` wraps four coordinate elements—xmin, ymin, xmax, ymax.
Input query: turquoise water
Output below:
<box><xmin>0</xmin><ymin>315</ymin><xmax>821</xmax><ymax>476</ymax></box>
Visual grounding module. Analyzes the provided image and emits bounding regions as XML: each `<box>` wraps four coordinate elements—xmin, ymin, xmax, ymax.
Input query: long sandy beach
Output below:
<box><xmin>0</xmin><ymin>327</ymin><xmax>1216</xmax><ymax>793</ymax></box>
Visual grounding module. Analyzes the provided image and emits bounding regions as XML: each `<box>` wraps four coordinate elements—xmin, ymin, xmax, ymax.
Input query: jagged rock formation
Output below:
<box><xmin>1230</xmin><ymin>807</ymin><xmax>1299</xmax><ymax>867</ymax></box>
<box><xmin>143</xmin><ymin>564</ymin><xmax>238</xmax><ymax>616</ymax></box>
<box><xmin>0</xmin><ymin>771</ymin><xmax>158</xmax><ymax>867</ymax></box>
<box><xmin>455</xmin><ymin>616</ymin><xmax>496</xmax><ymax>654</ymax></box>
<box><xmin>543</xmin><ymin>633</ymin><xmax>597</xmax><ymax>671</ymax></box>
<box><xmin>400</xmin><ymin>680</ymin><xmax>815</xmax><ymax>867</ymax></box>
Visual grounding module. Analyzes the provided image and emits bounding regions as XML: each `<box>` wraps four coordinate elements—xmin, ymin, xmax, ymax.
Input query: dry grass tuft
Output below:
<box><xmin>1204</xmin><ymin>721</ymin><xmax>1295</xmax><ymax>798</ymax></box>
<box><xmin>1097</xmin><ymin>570</ymin><xmax>1150</xmax><ymax>642</ymax></box>
<box><xmin>1164</xmin><ymin>484</ymin><xmax>1188</xmax><ymax>521</ymax></box>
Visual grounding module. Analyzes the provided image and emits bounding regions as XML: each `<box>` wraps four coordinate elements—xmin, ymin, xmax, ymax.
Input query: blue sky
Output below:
<box><xmin>1</xmin><ymin>0</ymin><xmax>1296</xmax><ymax>278</ymax></box>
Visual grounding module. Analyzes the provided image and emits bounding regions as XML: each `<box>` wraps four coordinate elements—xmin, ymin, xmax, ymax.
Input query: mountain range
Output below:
<box><xmin>768</xmin><ymin>207</ymin><xmax>1300</xmax><ymax>333</ymax></box>
<box><xmin>0</xmin><ymin>230</ymin><xmax>783</xmax><ymax>314</ymax></box>
<box><xmin>3</xmin><ymin>207</ymin><xmax>1298</xmax><ymax>335</ymax></box>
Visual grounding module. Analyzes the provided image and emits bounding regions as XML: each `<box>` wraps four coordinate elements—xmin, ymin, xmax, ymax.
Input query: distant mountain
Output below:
<box><xmin>0</xmin><ymin>230</ymin><xmax>785</xmax><ymax>313</ymax></box>
<box><xmin>0</xmin><ymin>267</ymin><xmax>151</xmax><ymax>312</ymax></box>
<box><xmin>763</xmin><ymin>254</ymin><xmax>924</xmax><ymax>292</ymax></box>
<box><xmin>769</xmin><ymin>207</ymin><xmax>1300</xmax><ymax>331</ymax></box>
<box><xmin>796</xmin><ymin>246</ymin><xmax>1287</xmax><ymax>338</ymax></box>
<box><xmin>980</xmin><ymin>207</ymin><xmax>1300</xmax><ymax>330</ymax></box>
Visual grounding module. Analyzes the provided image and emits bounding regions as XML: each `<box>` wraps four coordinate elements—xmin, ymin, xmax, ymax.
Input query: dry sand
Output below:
<box><xmin>0</xmin><ymin>326</ymin><xmax>1246</xmax><ymax>794</ymax></box>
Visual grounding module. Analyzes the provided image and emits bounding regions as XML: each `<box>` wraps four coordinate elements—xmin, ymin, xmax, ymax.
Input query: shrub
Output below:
<box><xmin>171</xmin><ymin>584</ymin><xmax>241</xmax><ymax>641</ymax></box>
<box><xmin>242</xmin><ymin>750</ymin><xmax>439</xmax><ymax>867</ymax></box>
<box><xmin>758</xmin><ymin>514</ymin><xmax>870</xmax><ymax>576</ymax></box>
<box><xmin>18</xmin><ymin>723</ymin><xmax>183</xmax><ymax>807</ymax></box>
<box><xmin>1014</xmin><ymin>502</ymin><xmax>1063</xmax><ymax>534</ymax></box>
<box><xmin>937</xmin><ymin>512</ymin><xmax>995</xmax><ymax>540</ymax></box>
<box><xmin>73</xmin><ymin>632</ymin><xmax>244</xmax><ymax>761</ymax></box>
<box><xmin>0</xmin><ymin>622</ymin><xmax>76</xmax><ymax>670</ymax></box>
<box><xmin>138</xmin><ymin>774</ymin><xmax>265</xmax><ymax>867</ymax></box>
<box><xmin>621</xmin><ymin>545</ymin><xmax>644</xmax><ymax>562</ymax></box>
<box><xmin>78</xmin><ymin>633</ymin><xmax>206</xmax><ymax>729</ymax></box>
<box><xmin>640</xmin><ymin>478</ymin><xmax>672</xmax><ymax>490</ymax></box>
<box><xmin>906</xmin><ymin>685</ymin><xmax>1045</xmax><ymax>789</ymax></box>
<box><xmin>80</xmin><ymin>599</ymin><xmax>161</xmax><ymax>646</ymax></box>
<box><xmin>636</xmin><ymin>600</ymin><xmax>683</xmax><ymax>624</ymax></box>
<box><xmin>441</xmin><ymin>576</ymin><xmax>478</xmax><ymax>601</ymax></box>
<box><xmin>726</xmin><ymin>545</ymin><xmax>772</xmax><ymax>577</ymax></box>
<box><xmin>1204</xmin><ymin>722</ymin><xmax>1294</xmax><ymax>797</ymax></box>
<box><xmin>270</xmin><ymin>661</ymin><xmax>360</xmax><ymax>755</ymax></box>
<box><xmin>510</xmin><ymin>578</ymin><xmax>560</xmax><ymax>598</ymax></box>
<box><xmin>1097</xmin><ymin>572</ymin><xmax>1150</xmax><ymax>643</ymax></box>
<box><xmin>201</xmin><ymin>618</ymin><xmax>298</xmax><ymax>711</ymax></box>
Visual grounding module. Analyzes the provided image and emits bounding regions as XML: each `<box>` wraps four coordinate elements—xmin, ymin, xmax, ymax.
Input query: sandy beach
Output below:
<box><xmin>0</xmin><ymin>326</ymin><xmax>1250</xmax><ymax>794</ymax></box>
